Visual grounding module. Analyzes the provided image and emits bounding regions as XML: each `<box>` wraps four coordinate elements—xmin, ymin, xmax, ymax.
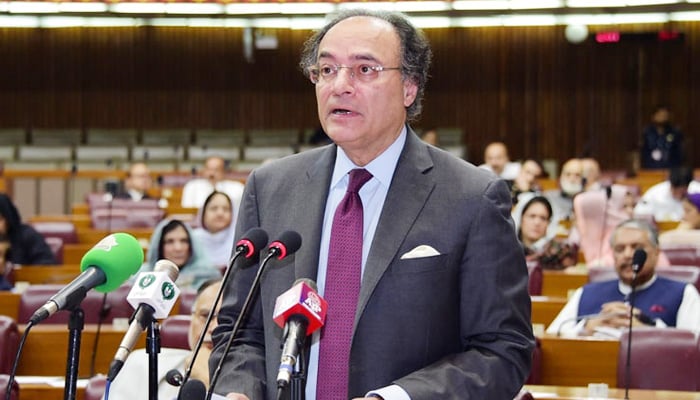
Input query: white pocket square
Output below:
<box><xmin>400</xmin><ymin>245</ymin><xmax>441</xmax><ymax>259</ymax></box>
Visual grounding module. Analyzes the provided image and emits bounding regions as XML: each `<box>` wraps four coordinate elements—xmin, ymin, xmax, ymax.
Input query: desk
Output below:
<box><xmin>64</xmin><ymin>243</ymin><xmax>147</xmax><ymax>265</ymax></box>
<box><xmin>531</xmin><ymin>296</ymin><xmax>566</xmax><ymax>326</ymax></box>
<box><xmin>12</xmin><ymin>264</ymin><xmax>81</xmax><ymax>284</ymax></box>
<box><xmin>526</xmin><ymin>385</ymin><xmax>700</xmax><ymax>399</ymax></box>
<box><xmin>539</xmin><ymin>335</ymin><xmax>619</xmax><ymax>386</ymax></box>
<box><xmin>542</xmin><ymin>270</ymin><xmax>588</xmax><ymax>298</ymax></box>
<box><xmin>16</xmin><ymin>379</ymin><xmax>86</xmax><ymax>400</ymax></box>
<box><xmin>76</xmin><ymin>228</ymin><xmax>153</xmax><ymax>245</ymax></box>
<box><xmin>18</xmin><ymin>324</ymin><xmax>146</xmax><ymax>376</ymax></box>
<box><xmin>0</xmin><ymin>291</ymin><xmax>20</xmax><ymax>320</ymax></box>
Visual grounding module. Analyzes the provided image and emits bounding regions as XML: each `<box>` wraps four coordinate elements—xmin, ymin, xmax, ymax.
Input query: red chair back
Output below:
<box><xmin>0</xmin><ymin>316</ymin><xmax>19</xmax><ymax>375</ymax></box>
<box><xmin>617</xmin><ymin>327</ymin><xmax>700</xmax><ymax>391</ymax></box>
<box><xmin>526</xmin><ymin>261</ymin><xmax>543</xmax><ymax>296</ymax></box>
<box><xmin>161</xmin><ymin>315</ymin><xmax>192</xmax><ymax>350</ymax></box>
<box><xmin>0</xmin><ymin>374</ymin><xmax>19</xmax><ymax>400</ymax></box>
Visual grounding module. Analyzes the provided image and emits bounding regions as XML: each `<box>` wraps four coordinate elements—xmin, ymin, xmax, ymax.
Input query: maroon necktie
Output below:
<box><xmin>317</xmin><ymin>168</ymin><xmax>373</xmax><ymax>399</ymax></box>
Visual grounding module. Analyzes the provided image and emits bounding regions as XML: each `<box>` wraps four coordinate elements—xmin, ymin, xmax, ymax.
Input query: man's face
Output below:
<box><xmin>612</xmin><ymin>227</ymin><xmax>659</xmax><ymax>286</ymax></box>
<box><xmin>484</xmin><ymin>144</ymin><xmax>508</xmax><ymax>175</ymax></box>
<box><xmin>126</xmin><ymin>163</ymin><xmax>152</xmax><ymax>193</ymax></box>
<box><xmin>203</xmin><ymin>158</ymin><xmax>224</xmax><ymax>182</ymax></box>
<box><xmin>189</xmin><ymin>283</ymin><xmax>221</xmax><ymax>350</ymax></box>
<box><xmin>314</xmin><ymin>16</ymin><xmax>417</xmax><ymax>163</ymax></box>
<box><xmin>559</xmin><ymin>159</ymin><xmax>583</xmax><ymax>196</ymax></box>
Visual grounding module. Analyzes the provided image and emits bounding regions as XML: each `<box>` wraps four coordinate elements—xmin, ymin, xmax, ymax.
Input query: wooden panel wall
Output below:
<box><xmin>0</xmin><ymin>22</ymin><xmax>698</xmax><ymax>170</ymax></box>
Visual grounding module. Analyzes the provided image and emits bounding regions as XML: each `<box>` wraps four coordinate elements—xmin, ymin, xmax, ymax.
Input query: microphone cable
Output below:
<box><xmin>206</xmin><ymin>230</ymin><xmax>301</xmax><ymax>400</ymax></box>
<box><xmin>4</xmin><ymin>323</ymin><xmax>34</xmax><ymax>400</ymax></box>
<box><xmin>177</xmin><ymin>228</ymin><xmax>269</xmax><ymax>392</ymax></box>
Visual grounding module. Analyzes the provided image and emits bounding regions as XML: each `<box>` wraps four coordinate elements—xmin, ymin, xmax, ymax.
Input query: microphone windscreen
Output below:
<box><xmin>165</xmin><ymin>369</ymin><xmax>183</xmax><ymax>387</ymax></box>
<box><xmin>80</xmin><ymin>233</ymin><xmax>144</xmax><ymax>293</ymax></box>
<box><xmin>274</xmin><ymin>230</ymin><xmax>302</xmax><ymax>256</ymax></box>
<box><xmin>632</xmin><ymin>248</ymin><xmax>647</xmax><ymax>268</ymax></box>
<box><xmin>237</xmin><ymin>228</ymin><xmax>269</xmax><ymax>261</ymax></box>
<box><xmin>178</xmin><ymin>379</ymin><xmax>206</xmax><ymax>400</ymax></box>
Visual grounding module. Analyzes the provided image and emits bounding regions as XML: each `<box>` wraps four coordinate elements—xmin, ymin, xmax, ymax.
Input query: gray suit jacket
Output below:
<box><xmin>210</xmin><ymin>128</ymin><xmax>534</xmax><ymax>400</ymax></box>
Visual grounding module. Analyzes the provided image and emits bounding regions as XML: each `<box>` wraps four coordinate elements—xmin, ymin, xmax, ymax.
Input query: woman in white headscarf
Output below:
<box><xmin>192</xmin><ymin>191</ymin><xmax>237</xmax><ymax>269</ymax></box>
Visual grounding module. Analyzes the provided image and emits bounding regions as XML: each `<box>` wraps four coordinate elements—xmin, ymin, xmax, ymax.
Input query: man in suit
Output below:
<box><xmin>210</xmin><ymin>9</ymin><xmax>533</xmax><ymax>400</ymax></box>
<box><xmin>116</xmin><ymin>162</ymin><xmax>153</xmax><ymax>201</ymax></box>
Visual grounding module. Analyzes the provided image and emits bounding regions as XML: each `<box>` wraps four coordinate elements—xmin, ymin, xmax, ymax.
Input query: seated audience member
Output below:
<box><xmin>518</xmin><ymin>196</ymin><xmax>577</xmax><ymax>270</ymax></box>
<box><xmin>192</xmin><ymin>192</ymin><xmax>236</xmax><ymax>269</ymax></box>
<box><xmin>634</xmin><ymin>166</ymin><xmax>700</xmax><ymax>222</ymax></box>
<box><xmin>479</xmin><ymin>141</ymin><xmax>520</xmax><ymax>180</ymax></box>
<box><xmin>659</xmin><ymin>192</ymin><xmax>700</xmax><ymax>246</ymax></box>
<box><xmin>573</xmin><ymin>185</ymin><xmax>634</xmax><ymax>266</ymax></box>
<box><xmin>511</xmin><ymin>158</ymin><xmax>544</xmax><ymax>206</ymax></box>
<box><xmin>543</xmin><ymin>158</ymin><xmax>584</xmax><ymax>236</ymax></box>
<box><xmin>116</xmin><ymin>162</ymin><xmax>153</xmax><ymax>201</ymax></box>
<box><xmin>141</xmin><ymin>219</ymin><xmax>220</xmax><ymax>291</ymax></box>
<box><xmin>105</xmin><ymin>279</ymin><xmax>222</xmax><ymax>400</ymax></box>
<box><xmin>581</xmin><ymin>158</ymin><xmax>602</xmax><ymax>191</ymax></box>
<box><xmin>0</xmin><ymin>193</ymin><xmax>56</xmax><ymax>265</ymax></box>
<box><xmin>0</xmin><ymin>234</ymin><xmax>12</xmax><ymax>291</ymax></box>
<box><xmin>546</xmin><ymin>219</ymin><xmax>700</xmax><ymax>337</ymax></box>
<box><xmin>419</xmin><ymin>128</ymin><xmax>440</xmax><ymax>147</ymax></box>
<box><xmin>181</xmin><ymin>156</ymin><xmax>244</xmax><ymax>212</ymax></box>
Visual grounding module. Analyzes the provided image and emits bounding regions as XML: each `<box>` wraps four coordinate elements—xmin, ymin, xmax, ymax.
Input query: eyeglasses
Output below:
<box><xmin>307</xmin><ymin>63</ymin><xmax>401</xmax><ymax>84</ymax></box>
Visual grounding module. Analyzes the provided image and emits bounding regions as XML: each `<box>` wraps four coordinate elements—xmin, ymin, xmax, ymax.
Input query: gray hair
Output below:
<box><xmin>610</xmin><ymin>219</ymin><xmax>659</xmax><ymax>248</ymax></box>
<box><xmin>299</xmin><ymin>8</ymin><xmax>432</xmax><ymax>122</ymax></box>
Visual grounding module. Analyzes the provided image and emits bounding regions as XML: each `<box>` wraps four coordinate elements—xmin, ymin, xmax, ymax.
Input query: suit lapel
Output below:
<box><xmin>293</xmin><ymin>146</ymin><xmax>336</xmax><ymax>282</ymax></box>
<box><xmin>354</xmin><ymin>131</ymin><xmax>435</xmax><ymax>326</ymax></box>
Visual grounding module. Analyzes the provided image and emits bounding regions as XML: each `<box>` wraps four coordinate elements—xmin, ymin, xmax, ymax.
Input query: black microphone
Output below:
<box><xmin>178</xmin><ymin>228</ymin><xmax>269</xmax><ymax>391</ymax></box>
<box><xmin>631</xmin><ymin>248</ymin><xmax>647</xmax><ymax>275</ymax></box>
<box><xmin>107</xmin><ymin>260</ymin><xmax>180</xmax><ymax>381</ymax></box>
<box><xmin>166</xmin><ymin>369</ymin><xmax>184</xmax><ymax>387</ymax></box>
<box><xmin>268</xmin><ymin>230</ymin><xmax>302</xmax><ymax>260</ymax></box>
<box><xmin>178</xmin><ymin>379</ymin><xmax>206</xmax><ymax>400</ymax></box>
<box><xmin>228</xmin><ymin>227</ymin><xmax>269</xmax><ymax>268</ymax></box>
<box><xmin>206</xmin><ymin>230</ymin><xmax>302</xmax><ymax>400</ymax></box>
<box><xmin>624</xmin><ymin>248</ymin><xmax>647</xmax><ymax>400</ymax></box>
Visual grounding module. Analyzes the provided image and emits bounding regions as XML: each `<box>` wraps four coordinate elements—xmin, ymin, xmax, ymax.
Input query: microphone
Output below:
<box><xmin>166</xmin><ymin>369</ymin><xmax>184</xmax><ymax>387</ymax></box>
<box><xmin>29</xmin><ymin>232</ymin><xmax>143</xmax><ymax>325</ymax></box>
<box><xmin>267</xmin><ymin>231</ymin><xmax>302</xmax><ymax>260</ymax></box>
<box><xmin>631</xmin><ymin>248</ymin><xmax>647</xmax><ymax>275</ymax></box>
<box><xmin>107</xmin><ymin>259</ymin><xmax>181</xmax><ymax>381</ymax></box>
<box><xmin>274</xmin><ymin>279</ymin><xmax>327</xmax><ymax>389</ymax></box>
<box><xmin>178</xmin><ymin>228</ymin><xmax>269</xmax><ymax>390</ymax></box>
<box><xmin>228</xmin><ymin>227</ymin><xmax>269</xmax><ymax>267</ymax></box>
<box><xmin>206</xmin><ymin>230</ymin><xmax>302</xmax><ymax>400</ymax></box>
<box><xmin>178</xmin><ymin>379</ymin><xmax>206</xmax><ymax>400</ymax></box>
<box><xmin>624</xmin><ymin>248</ymin><xmax>648</xmax><ymax>399</ymax></box>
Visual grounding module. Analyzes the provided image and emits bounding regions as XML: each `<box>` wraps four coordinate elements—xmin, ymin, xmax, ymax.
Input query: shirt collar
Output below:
<box><xmin>331</xmin><ymin>125</ymin><xmax>407</xmax><ymax>189</ymax></box>
<box><xmin>618</xmin><ymin>274</ymin><xmax>658</xmax><ymax>296</ymax></box>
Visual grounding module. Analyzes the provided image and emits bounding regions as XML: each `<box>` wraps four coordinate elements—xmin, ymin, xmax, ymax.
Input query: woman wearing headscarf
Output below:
<box><xmin>659</xmin><ymin>193</ymin><xmax>700</xmax><ymax>246</ymax></box>
<box><xmin>0</xmin><ymin>193</ymin><xmax>56</xmax><ymax>265</ymax></box>
<box><xmin>141</xmin><ymin>219</ymin><xmax>221</xmax><ymax>291</ymax></box>
<box><xmin>192</xmin><ymin>191</ymin><xmax>236</xmax><ymax>269</ymax></box>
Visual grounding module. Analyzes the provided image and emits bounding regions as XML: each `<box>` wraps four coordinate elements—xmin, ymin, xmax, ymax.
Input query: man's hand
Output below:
<box><xmin>583</xmin><ymin>301</ymin><xmax>645</xmax><ymax>335</ymax></box>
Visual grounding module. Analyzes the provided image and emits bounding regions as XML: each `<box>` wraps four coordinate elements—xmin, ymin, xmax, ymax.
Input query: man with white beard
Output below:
<box><xmin>544</xmin><ymin>158</ymin><xmax>585</xmax><ymax>237</ymax></box>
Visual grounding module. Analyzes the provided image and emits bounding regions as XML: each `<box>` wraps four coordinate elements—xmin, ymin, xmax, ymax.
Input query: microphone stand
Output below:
<box><xmin>146</xmin><ymin>317</ymin><xmax>161</xmax><ymax>400</ymax></box>
<box><xmin>64</xmin><ymin>307</ymin><xmax>85</xmax><ymax>400</ymax></box>
<box><xmin>623</xmin><ymin>270</ymin><xmax>639</xmax><ymax>400</ymax></box>
<box><xmin>289</xmin><ymin>344</ymin><xmax>307</xmax><ymax>400</ymax></box>
<box><xmin>206</xmin><ymin>250</ymin><xmax>278</xmax><ymax>400</ymax></box>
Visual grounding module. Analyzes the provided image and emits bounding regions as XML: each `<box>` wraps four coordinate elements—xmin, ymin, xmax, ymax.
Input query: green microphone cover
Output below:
<box><xmin>80</xmin><ymin>232</ymin><xmax>145</xmax><ymax>293</ymax></box>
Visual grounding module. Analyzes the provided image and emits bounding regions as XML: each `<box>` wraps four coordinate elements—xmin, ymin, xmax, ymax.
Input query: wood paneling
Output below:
<box><xmin>0</xmin><ymin>23</ymin><xmax>698</xmax><ymax>169</ymax></box>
